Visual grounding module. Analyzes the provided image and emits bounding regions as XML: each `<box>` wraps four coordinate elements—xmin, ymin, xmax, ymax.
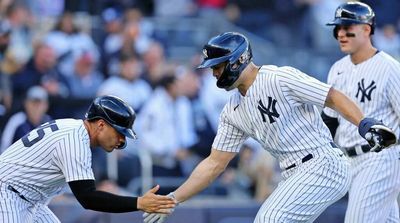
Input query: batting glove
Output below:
<box><xmin>358</xmin><ymin>118</ymin><xmax>397</xmax><ymax>152</ymax></box>
<box><xmin>143</xmin><ymin>192</ymin><xmax>177</xmax><ymax>223</ymax></box>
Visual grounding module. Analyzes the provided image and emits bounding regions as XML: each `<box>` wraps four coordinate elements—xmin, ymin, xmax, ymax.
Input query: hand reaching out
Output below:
<box><xmin>143</xmin><ymin>192</ymin><xmax>177</xmax><ymax>223</ymax></box>
<box><xmin>137</xmin><ymin>185</ymin><xmax>176</xmax><ymax>213</ymax></box>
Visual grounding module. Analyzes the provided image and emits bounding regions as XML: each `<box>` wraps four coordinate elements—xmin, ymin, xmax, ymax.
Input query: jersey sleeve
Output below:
<box><xmin>212</xmin><ymin>105</ymin><xmax>248</xmax><ymax>153</ymax></box>
<box><xmin>277</xmin><ymin>66</ymin><xmax>332</xmax><ymax>108</ymax></box>
<box><xmin>54</xmin><ymin>130</ymin><xmax>94</xmax><ymax>182</ymax></box>
<box><xmin>323</xmin><ymin>65</ymin><xmax>339</xmax><ymax>118</ymax></box>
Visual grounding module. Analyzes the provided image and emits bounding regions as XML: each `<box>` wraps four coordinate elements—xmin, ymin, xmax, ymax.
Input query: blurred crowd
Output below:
<box><xmin>0</xmin><ymin>0</ymin><xmax>399</xmax><ymax>202</ymax></box>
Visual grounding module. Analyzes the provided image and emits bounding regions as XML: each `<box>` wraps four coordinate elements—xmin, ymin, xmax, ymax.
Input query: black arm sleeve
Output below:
<box><xmin>68</xmin><ymin>180</ymin><xmax>138</xmax><ymax>213</ymax></box>
<box><xmin>321</xmin><ymin>111</ymin><xmax>339</xmax><ymax>138</ymax></box>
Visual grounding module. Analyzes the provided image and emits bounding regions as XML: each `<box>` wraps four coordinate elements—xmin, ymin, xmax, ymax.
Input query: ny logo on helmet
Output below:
<box><xmin>335</xmin><ymin>8</ymin><xmax>343</xmax><ymax>17</ymax></box>
<box><xmin>203</xmin><ymin>49</ymin><xmax>208</xmax><ymax>59</ymax></box>
<box><xmin>239</xmin><ymin>49</ymin><xmax>250</xmax><ymax>64</ymax></box>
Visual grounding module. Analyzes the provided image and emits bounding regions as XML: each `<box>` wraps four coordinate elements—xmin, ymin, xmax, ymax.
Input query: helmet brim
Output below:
<box><xmin>326</xmin><ymin>18</ymin><xmax>365</xmax><ymax>26</ymax></box>
<box><xmin>113</xmin><ymin>125</ymin><xmax>137</xmax><ymax>139</ymax></box>
<box><xmin>197</xmin><ymin>54</ymin><xmax>231</xmax><ymax>69</ymax></box>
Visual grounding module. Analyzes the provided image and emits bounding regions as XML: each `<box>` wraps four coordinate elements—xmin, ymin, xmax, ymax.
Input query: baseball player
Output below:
<box><xmin>0</xmin><ymin>95</ymin><xmax>176</xmax><ymax>222</ymax></box>
<box><xmin>323</xmin><ymin>2</ymin><xmax>400</xmax><ymax>223</ymax></box>
<box><xmin>143</xmin><ymin>32</ymin><xmax>397</xmax><ymax>223</ymax></box>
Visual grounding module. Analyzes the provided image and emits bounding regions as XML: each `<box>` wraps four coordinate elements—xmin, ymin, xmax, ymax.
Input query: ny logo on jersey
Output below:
<box><xmin>257</xmin><ymin>97</ymin><xmax>280</xmax><ymax>124</ymax></box>
<box><xmin>356</xmin><ymin>78</ymin><xmax>376</xmax><ymax>102</ymax></box>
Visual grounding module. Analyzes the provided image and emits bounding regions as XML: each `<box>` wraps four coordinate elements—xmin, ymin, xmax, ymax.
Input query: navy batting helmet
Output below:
<box><xmin>86</xmin><ymin>95</ymin><xmax>137</xmax><ymax>148</ymax></box>
<box><xmin>327</xmin><ymin>2</ymin><xmax>375</xmax><ymax>38</ymax></box>
<box><xmin>197</xmin><ymin>32</ymin><xmax>252</xmax><ymax>89</ymax></box>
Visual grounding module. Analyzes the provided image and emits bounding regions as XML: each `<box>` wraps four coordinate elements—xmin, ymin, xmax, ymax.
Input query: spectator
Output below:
<box><xmin>65</xmin><ymin>51</ymin><xmax>104</xmax><ymax>99</ymax></box>
<box><xmin>97</xmin><ymin>53</ymin><xmax>151</xmax><ymax>112</ymax></box>
<box><xmin>136</xmin><ymin>74</ymin><xmax>198</xmax><ymax>179</ymax></box>
<box><xmin>124</xmin><ymin>8</ymin><xmax>154</xmax><ymax>54</ymax></box>
<box><xmin>4</xmin><ymin>3</ymin><xmax>34</xmax><ymax>67</ymax></box>
<box><xmin>99</xmin><ymin>7</ymin><xmax>124</xmax><ymax>77</ymax></box>
<box><xmin>104</xmin><ymin>8</ymin><xmax>153</xmax><ymax>77</ymax></box>
<box><xmin>142</xmin><ymin>41</ymin><xmax>174</xmax><ymax>88</ymax></box>
<box><xmin>11</xmin><ymin>43</ymin><xmax>69</xmax><ymax>110</ymax></box>
<box><xmin>62</xmin><ymin>51</ymin><xmax>104</xmax><ymax>118</ymax></box>
<box><xmin>0</xmin><ymin>85</ymin><xmax>51</xmax><ymax>153</ymax></box>
<box><xmin>97</xmin><ymin>53</ymin><xmax>152</xmax><ymax>188</ymax></box>
<box><xmin>44</xmin><ymin>11</ymin><xmax>99</xmax><ymax>77</ymax></box>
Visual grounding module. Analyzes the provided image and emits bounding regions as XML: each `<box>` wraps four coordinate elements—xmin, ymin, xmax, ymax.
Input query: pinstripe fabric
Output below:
<box><xmin>324</xmin><ymin>52</ymin><xmax>400</xmax><ymax>147</ymax></box>
<box><xmin>32</xmin><ymin>206</ymin><xmax>60</xmax><ymax>223</ymax></box>
<box><xmin>323</xmin><ymin>51</ymin><xmax>400</xmax><ymax>223</ymax></box>
<box><xmin>0</xmin><ymin>182</ymin><xmax>34</xmax><ymax>223</ymax></box>
<box><xmin>346</xmin><ymin>149</ymin><xmax>400</xmax><ymax>223</ymax></box>
<box><xmin>0</xmin><ymin>182</ymin><xmax>61</xmax><ymax>223</ymax></box>
<box><xmin>0</xmin><ymin>119</ymin><xmax>94</xmax><ymax>222</ymax></box>
<box><xmin>212</xmin><ymin>65</ymin><xmax>351</xmax><ymax>222</ymax></box>
<box><xmin>213</xmin><ymin>65</ymin><xmax>335</xmax><ymax>169</ymax></box>
<box><xmin>255</xmin><ymin>148</ymin><xmax>350</xmax><ymax>223</ymax></box>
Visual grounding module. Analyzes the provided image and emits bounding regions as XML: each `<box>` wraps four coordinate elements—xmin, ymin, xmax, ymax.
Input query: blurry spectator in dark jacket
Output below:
<box><xmin>142</xmin><ymin>41</ymin><xmax>175</xmax><ymax>88</ymax></box>
<box><xmin>11</xmin><ymin>43</ymin><xmax>69</xmax><ymax>109</ymax></box>
<box><xmin>99</xmin><ymin>7</ymin><xmax>123</xmax><ymax>78</ymax></box>
<box><xmin>0</xmin><ymin>85</ymin><xmax>51</xmax><ymax>153</ymax></box>
<box><xmin>66</xmin><ymin>51</ymin><xmax>103</xmax><ymax>99</ymax></box>
<box><xmin>63</xmin><ymin>51</ymin><xmax>104</xmax><ymax>118</ymax></box>
<box><xmin>0</xmin><ymin>20</ymin><xmax>12</xmax><ymax>117</ymax></box>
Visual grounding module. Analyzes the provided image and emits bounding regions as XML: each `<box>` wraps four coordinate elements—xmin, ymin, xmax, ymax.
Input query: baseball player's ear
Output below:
<box><xmin>95</xmin><ymin>120</ymin><xmax>105</xmax><ymax>131</ymax></box>
<box><xmin>98</xmin><ymin>119</ymin><xmax>106</xmax><ymax>127</ymax></box>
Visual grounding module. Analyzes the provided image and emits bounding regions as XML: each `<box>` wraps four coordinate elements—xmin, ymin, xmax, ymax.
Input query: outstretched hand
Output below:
<box><xmin>143</xmin><ymin>192</ymin><xmax>177</xmax><ymax>223</ymax></box>
<box><xmin>137</xmin><ymin>185</ymin><xmax>176</xmax><ymax>213</ymax></box>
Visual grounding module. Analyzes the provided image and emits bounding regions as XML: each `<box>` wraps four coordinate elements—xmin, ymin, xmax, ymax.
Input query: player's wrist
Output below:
<box><xmin>358</xmin><ymin>117</ymin><xmax>381</xmax><ymax>138</ymax></box>
<box><xmin>136</xmin><ymin>196</ymin><xmax>142</xmax><ymax>210</ymax></box>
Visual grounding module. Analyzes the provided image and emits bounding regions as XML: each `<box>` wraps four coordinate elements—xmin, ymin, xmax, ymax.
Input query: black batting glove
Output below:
<box><xmin>358</xmin><ymin>118</ymin><xmax>397</xmax><ymax>152</ymax></box>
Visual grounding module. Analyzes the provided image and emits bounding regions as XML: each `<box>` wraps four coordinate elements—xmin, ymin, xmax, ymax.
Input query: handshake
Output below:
<box><xmin>143</xmin><ymin>192</ymin><xmax>177</xmax><ymax>223</ymax></box>
<box><xmin>358</xmin><ymin>118</ymin><xmax>397</xmax><ymax>152</ymax></box>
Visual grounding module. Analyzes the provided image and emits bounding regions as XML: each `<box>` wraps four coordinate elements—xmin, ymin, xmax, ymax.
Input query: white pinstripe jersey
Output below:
<box><xmin>323</xmin><ymin>51</ymin><xmax>400</xmax><ymax>147</ymax></box>
<box><xmin>212</xmin><ymin>65</ymin><xmax>334</xmax><ymax>169</ymax></box>
<box><xmin>0</xmin><ymin>119</ymin><xmax>94</xmax><ymax>204</ymax></box>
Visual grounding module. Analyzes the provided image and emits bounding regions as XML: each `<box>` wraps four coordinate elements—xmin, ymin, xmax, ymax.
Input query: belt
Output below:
<box><xmin>284</xmin><ymin>142</ymin><xmax>338</xmax><ymax>170</ymax></box>
<box><xmin>7</xmin><ymin>185</ymin><xmax>30</xmax><ymax>202</ymax></box>
<box><xmin>285</xmin><ymin>154</ymin><xmax>313</xmax><ymax>170</ymax></box>
<box><xmin>344</xmin><ymin>145</ymin><xmax>370</xmax><ymax>157</ymax></box>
